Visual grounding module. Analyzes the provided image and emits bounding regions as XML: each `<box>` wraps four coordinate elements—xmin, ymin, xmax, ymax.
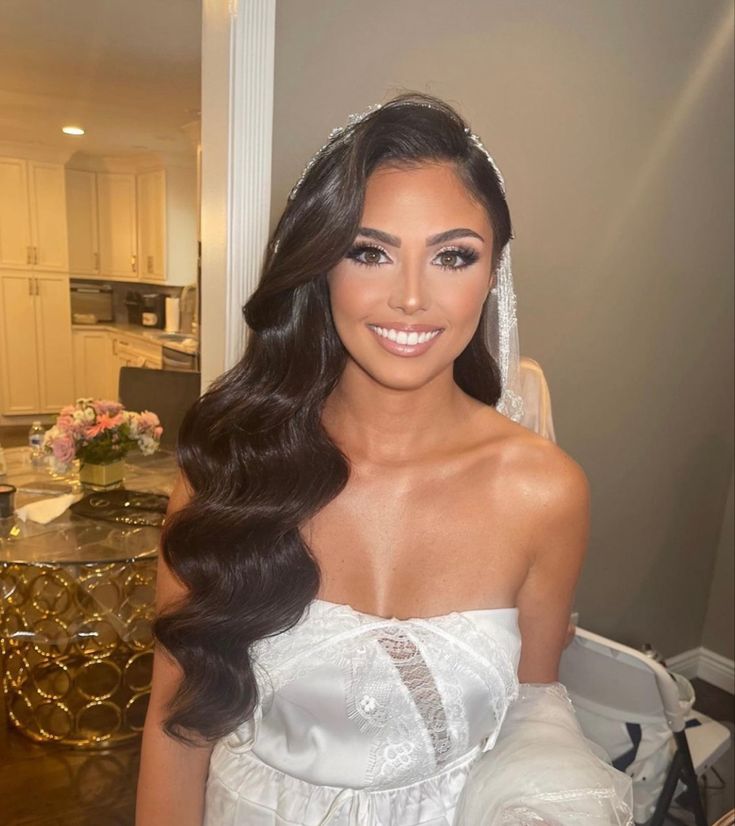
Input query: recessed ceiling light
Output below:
<box><xmin>62</xmin><ymin>126</ymin><xmax>85</xmax><ymax>136</ymax></box>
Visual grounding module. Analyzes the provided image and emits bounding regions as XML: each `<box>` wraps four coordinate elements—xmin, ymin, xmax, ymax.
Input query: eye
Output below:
<box><xmin>346</xmin><ymin>243</ymin><xmax>392</xmax><ymax>267</ymax></box>
<box><xmin>433</xmin><ymin>246</ymin><xmax>480</xmax><ymax>270</ymax></box>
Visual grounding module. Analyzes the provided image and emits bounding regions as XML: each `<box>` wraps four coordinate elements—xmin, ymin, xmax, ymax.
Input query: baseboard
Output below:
<box><xmin>667</xmin><ymin>646</ymin><xmax>735</xmax><ymax>694</ymax></box>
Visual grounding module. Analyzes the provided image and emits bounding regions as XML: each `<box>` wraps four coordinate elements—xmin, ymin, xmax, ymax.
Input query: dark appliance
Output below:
<box><xmin>125</xmin><ymin>291</ymin><xmax>143</xmax><ymax>325</ymax></box>
<box><xmin>141</xmin><ymin>293</ymin><xmax>166</xmax><ymax>329</ymax></box>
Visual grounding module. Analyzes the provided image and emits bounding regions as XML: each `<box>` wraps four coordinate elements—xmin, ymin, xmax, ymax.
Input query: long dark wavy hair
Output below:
<box><xmin>154</xmin><ymin>92</ymin><xmax>513</xmax><ymax>744</ymax></box>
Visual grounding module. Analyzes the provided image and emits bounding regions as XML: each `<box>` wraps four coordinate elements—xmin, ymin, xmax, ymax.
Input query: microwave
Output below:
<box><xmin>70</xmin><ymin>283</ymin><xmax>114</xmax><ymax>324</ymax></box>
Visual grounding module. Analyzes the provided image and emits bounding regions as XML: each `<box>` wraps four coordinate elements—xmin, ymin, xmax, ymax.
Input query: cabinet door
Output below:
<box><xmin>33</xmin><ymin>274</ymin><xmax>75</xmax><ymax>412</ymax></box>
<box><xmin>98</xmin><ymin>173</ymin><xmax>137</xmax><ymax>278</ymax></box>
<box><xmin>0</xmin><ymin>272</ymin><xmax>40</xmax><ymax>413</ymax></box>
<box><xmin>0</xmin><ymin>159</ymin><xmax>33</xmax><ymax>269</ymax></box>
<box><xmin>29</xmin><ymin>162</ymin><xmax>69</xmax><ymax>272</ymax></box>
<box><xmin>137</xmin><ymin>170</ymin><xmax>166</xmax><ymax>281</ymax></box>
<box><xmin>110</xmin><ymin>337</ymin><xmax>132</xmax><ymax>400</ymax></box>
<box><xmin>66</xmin><ymin>169</ymin><xmax>100</xmax><ymax>276</ymax></box>
<box><xmin>73</xmin><ymin>330</ymin><xmax>114</xmax><ymax>400</ymax></box>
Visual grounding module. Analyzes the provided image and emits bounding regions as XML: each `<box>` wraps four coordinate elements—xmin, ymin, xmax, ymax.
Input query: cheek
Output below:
<box><xmin>433</xmin><ymin>274</ymin><xmax>489</xmax><ymax>324</ymax></box>
<box><xmin>327</xmin><ymin>270</ymin><xmax>384</xmax><ymax>321</ymax></box>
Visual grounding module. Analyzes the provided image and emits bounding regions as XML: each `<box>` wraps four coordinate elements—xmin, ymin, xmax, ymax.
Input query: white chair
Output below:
<box><xmin>559</xmin><ymin>626</ymin><xmax>732</xmax><ymax>826</ymax></box>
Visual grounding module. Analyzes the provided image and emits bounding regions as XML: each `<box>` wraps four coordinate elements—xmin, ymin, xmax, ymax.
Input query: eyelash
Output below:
<box><xmin>345</xmin><ymin>243</ymin><xmax>479</xmax><ymax>271</ymax></box>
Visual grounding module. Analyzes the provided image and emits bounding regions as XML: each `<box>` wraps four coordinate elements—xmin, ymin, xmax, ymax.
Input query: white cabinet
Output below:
<box><xmin>0</xmin><ymin>271</ymin><xmax>74</xmax><ymax>414</ymax></box>
<box><xmin>0</xmin><ymin>158</ymin><xmax>68</xmax><ymax>272</ymax></box>
<box><xmin>29</xmin><ymin>163</ymin><xmax>70</xmax><ymax>271</ymax></box>
<box><xmin>66</xmin><ymin>169</ymin><xmax>100</xmax><ymax>276</ymax></box>
<box><xmin>97</xmin><ymin>173</ymin><xmax>138</xmax><ymax>279</ymax></box>
<box><xmin>65</xmin><ymin>165</ymin><xmax>196</xmax><ymax>285</ymax></box>
<box><xmin>73</xmin><ymin>329</ymin><xmax>162</xmax><ymax>404</ymax></box>
<box><xmin>111</xmin><ymin>335</ymin><xmax>162</xmax><ymax>370</ymax></box>
<box><xmin>0</xmin><ymin>159</ymin><xmax>31</xmax><ymax>269</ymax></box>
<box><xmin>137</xmin><ymin>170</ymin><xmax>165</xmax><ymax>281</ymax></box>
<box><xmin>72</xmin><ymin>329</ymin><xmax>116</xmax><ymax>400</ymax></box>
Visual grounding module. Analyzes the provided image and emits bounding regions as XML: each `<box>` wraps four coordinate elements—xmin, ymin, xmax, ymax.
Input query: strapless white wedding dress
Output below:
<box><xmin>203</xmin><ymin>598</ymin><xmax>634</xmax><ymax>826</ymax></box>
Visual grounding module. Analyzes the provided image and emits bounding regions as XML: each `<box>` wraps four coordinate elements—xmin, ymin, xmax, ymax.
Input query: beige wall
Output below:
<box><xmin>272</xmin><ymin>0</ymin><xmax>734</xmax><ymax>659</ymax></box>
<box><xmin>703</xmin><ymin>470</ymin><xmax>734</xmax><ymax>659</ymax></box>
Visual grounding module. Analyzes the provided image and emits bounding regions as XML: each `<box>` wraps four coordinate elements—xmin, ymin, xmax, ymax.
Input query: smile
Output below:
<box><xmin>366</xmin><ymin>324</ymin><xmax>444</xmax><ymax>356</ymax></box>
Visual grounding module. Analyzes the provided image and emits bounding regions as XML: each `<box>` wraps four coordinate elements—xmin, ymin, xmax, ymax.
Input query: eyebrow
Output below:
<box><xmin>356</xmin><ymin>226</ymin><xmax>485</xmax><ymax>247</ymax></box>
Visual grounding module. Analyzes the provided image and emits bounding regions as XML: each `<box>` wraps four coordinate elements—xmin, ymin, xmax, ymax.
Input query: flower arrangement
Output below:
<box><xmin>43</xmin><ymin>398</ymin><xmax>163</xmax><ymax>474</ymax></box>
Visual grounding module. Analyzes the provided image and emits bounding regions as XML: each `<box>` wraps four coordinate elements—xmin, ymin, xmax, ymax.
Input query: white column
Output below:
<box><xmin>200</xmin><ymin>0</ymin><xmax>275</xmax><ymax>389</ymax></box>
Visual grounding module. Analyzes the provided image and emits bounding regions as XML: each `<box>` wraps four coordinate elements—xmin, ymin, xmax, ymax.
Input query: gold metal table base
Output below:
<box><xmin>1</xmin><ymin>558</ymin><xmax>156</xmax><ymax>748</ymax></box>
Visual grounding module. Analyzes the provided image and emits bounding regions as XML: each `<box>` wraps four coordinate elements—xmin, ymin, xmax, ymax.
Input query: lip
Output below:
<box><xmin>366</xmin><ymin>323</ymin><xmax>444</xmax><ymax>357</ymax></box>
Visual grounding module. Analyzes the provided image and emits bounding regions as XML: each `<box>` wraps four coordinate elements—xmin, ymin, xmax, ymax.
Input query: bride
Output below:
<box><xmin>136</xmin><ymin>92</ymin><xmax>633</xmax><ymax>825</ymax></box>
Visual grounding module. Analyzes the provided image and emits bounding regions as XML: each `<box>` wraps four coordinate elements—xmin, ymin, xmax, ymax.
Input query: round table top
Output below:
<box><xmin>0</xmin><ymin>446</ymin><xmax>178</xmax><ymax>566</ymax></box>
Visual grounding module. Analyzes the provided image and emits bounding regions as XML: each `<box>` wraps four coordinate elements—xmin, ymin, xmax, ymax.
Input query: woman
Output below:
<box><xmin>136</xmin><ymin>93</ymin><xmax>633</xmax><ymax>825</ymax></box>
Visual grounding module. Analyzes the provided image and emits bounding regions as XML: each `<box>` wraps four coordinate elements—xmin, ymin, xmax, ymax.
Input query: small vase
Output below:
<box><xmin>78</xmin><ymin>459</ymin><xmax>125</xmax><ymax>490</ymax></box>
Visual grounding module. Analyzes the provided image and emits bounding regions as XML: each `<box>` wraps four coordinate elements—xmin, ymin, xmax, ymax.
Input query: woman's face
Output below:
<box><xmin>327</xmin><ymin>161</ymin><xmax>495</xmax><ymax>391</ymax></box>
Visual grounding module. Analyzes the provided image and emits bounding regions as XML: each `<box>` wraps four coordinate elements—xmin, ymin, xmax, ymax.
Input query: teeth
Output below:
<box><xmin>370</xmin><ymin>326</ymin><xmax>441</xmax><ymax>346</ymax></box>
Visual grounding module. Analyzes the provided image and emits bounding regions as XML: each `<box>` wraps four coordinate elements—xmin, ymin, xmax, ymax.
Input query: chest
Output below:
<box><xmin>300</xmin><ymin>456</ymin><xmax>533</xmax><ymax>614</ymax></box>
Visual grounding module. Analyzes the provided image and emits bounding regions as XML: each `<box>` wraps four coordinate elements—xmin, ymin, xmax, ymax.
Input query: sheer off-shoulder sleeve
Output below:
<box><xmin>454</xmin><ymin>682</ymin><xmax>635</xmax><ymax>826</ymax></box>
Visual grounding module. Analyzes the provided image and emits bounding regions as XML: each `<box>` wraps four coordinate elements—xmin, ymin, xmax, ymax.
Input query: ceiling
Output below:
<box><xmin>0</xmin><ymin>0</ymin><xmax>201</xmax><ymax>158</ymax></box>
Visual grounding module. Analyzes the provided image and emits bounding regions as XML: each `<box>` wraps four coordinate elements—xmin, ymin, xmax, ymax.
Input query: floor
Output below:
<box><xmin>0</xmin><ymin>675</ymin><xmax>732</xmax><ymax>825</ymax></box>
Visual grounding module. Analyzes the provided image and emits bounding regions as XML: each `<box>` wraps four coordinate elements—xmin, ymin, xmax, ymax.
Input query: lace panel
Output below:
<box><xmin>251</xmin><ymin>602</ymin><xmax>519</xmax><ymax>788</ymax></box>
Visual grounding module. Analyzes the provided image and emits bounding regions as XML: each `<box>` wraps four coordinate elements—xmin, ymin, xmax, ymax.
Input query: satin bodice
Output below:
<box><xmin>204</xmin><ymin>597</ymin><xmax>522</xmax><ymax>825</ymax></box>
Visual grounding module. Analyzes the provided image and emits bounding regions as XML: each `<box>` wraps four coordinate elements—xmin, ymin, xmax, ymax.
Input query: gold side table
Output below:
<box><xmin>0</xmin><ymin>447</ymin><xmax>176</xmax><ymax>748</ymax></box>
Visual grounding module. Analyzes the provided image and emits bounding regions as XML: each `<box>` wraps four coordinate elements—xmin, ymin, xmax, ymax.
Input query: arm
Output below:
<box><xmin>136</xmin><ymin>472</ymin><xmax>214</xmax><ymax>826</ymax></box>
<box><xmin>455</xmin><ymin>454</ymin><xmax>634</xmax><ymax>825</ymax></box>
<box><xmin>515</xmin><ymin>448</ymin><xmax>590</xmax><ymax>683</ymax></box>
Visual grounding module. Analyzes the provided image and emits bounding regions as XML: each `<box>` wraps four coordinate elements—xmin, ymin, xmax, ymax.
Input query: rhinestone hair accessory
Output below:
<box><xmin>286</xmin><ymin>99</ymin><xmax>524</xmax><ymax>424</ymax></box>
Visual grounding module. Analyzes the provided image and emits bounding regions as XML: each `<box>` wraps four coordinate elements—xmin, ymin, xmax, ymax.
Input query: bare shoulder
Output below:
<box><xmin>486</xmin><ymin>409</ymin><xmax>588</xmax><ymax>506</ymax></box>
<box><xmin>479</xmin><ymin>412</ymin><xmax>591</xmax><ymax>682</ymax></box>
<box><xmin>476</xmin><ymin>407</ymin><xmax>590</xmax><ymax>565</ymax></box>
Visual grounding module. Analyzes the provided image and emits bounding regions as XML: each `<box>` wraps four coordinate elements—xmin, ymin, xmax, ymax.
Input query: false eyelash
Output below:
<box><xmin>345</xmin><ymin>243</ymin><xmax>391</xmax><ymax>267</ymax></box>
<box><xmin>434</xmin><ymin>245</ymin><xmax>479</xmax><ymax>269</ymax></box>
<box><xmin>345</xmin><ymin>243</ymin><xmax>480</xmax><ymax>270</ymax></box>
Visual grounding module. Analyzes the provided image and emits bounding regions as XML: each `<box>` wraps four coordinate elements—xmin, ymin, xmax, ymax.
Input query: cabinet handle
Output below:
<box><xmin>28</xmin><ymin>277</ymin><xmax>33</xmax><ymax>295</ymax></box>
<box><xmin>26</xmin><ymin>246</ymin><xmax>32</xmax><ymax>265</ymax></box>
<box><xmin>94</xmin><ymin>252</ymin><xmax>99</xmax><ymax>271</ymax></box>
<box><xmin>131</xmin><ymin>255</ymin><xmax>137</xmax><ymax>273</ymax></box>
<box><xmin>33</xmin><ymin>247</ymin><xmax>38</xmax><ymax>266</ymax></box>
<box><xmin>112</xmin><ymin>339</ymin><xmax>118</xmax><ymax>356</ymax></box>
<box><xmin>147</xmin><ymin>255</ymin><xmax>153</xmax><ymax>274</ymax></box>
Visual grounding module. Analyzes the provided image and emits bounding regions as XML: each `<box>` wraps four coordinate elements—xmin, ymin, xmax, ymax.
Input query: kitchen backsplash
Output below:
<box><xmin>69</xmin><ymin>278</ymin><xmax>196</xmax><ymax>333</ymax></box>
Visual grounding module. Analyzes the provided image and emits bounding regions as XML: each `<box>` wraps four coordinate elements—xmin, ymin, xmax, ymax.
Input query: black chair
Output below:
<box><xmin>118</xmin><ymin>367</ymin><xmax>201</xmax><ymax>449</ymax></box>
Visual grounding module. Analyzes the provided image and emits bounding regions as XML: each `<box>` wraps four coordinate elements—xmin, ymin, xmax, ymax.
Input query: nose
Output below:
<box><xmin>387</xmin><ymin>256</ymin><xmax>430</xmax><ymax>315</ymax></box>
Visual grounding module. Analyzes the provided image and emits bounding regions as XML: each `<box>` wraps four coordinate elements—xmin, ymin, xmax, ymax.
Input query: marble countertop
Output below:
<box><xmin>71</xmin><ymin>322</ymin><xmax>199</xmax><ymax>355</ymax></box>
<box><xmin>0</xmin><ymin>447</ymin><xmax>178</xmax><ymax>566</ymax></box>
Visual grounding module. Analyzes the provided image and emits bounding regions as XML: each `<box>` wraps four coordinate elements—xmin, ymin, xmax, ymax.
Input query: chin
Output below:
<box><xmin>355</xmin><ymin>357</ymin><xmax>451</xmax><ymax>392</ymax></box>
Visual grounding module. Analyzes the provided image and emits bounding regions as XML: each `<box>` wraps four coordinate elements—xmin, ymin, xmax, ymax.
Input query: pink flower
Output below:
<box><xmin>52</xmin><ymin>434</ymin><xmax>76</xmax><ymax>465</ymax></box>
<box><xmin>94</xmin><ymin>400</ymin><xmax>123</xmax><ymax>416</ymax></box>
<box><xmin>86</xmin><ymin>412</ymin><xmax>124</xmax><ymax>439</ymax></box>
<box><xmin>56</xmin><ymin>414</ymin><xmax>75</xmax><ymax>434</ymax></box>
<box><xmin>153</xmin><ymin>425</ymin><xmax>163</xmax><ymax>440</ymax></box>
<box><xmin>138</xmin><ymin>411</ymin><xmax>161</xmax><ymax>433</ymax></box>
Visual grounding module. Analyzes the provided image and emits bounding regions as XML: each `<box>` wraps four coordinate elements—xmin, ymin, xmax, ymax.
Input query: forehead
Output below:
<box><xmin>361</xmin><ymin>162</ymin><xmax>491</xmax><ymax>235</ymax></box>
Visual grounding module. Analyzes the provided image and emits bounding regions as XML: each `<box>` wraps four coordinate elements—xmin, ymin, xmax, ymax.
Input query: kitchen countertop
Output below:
<box><xmin>71</xmin><ymin>321</ymin><xmax>199</xmax><ymax>355</ymax></box>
